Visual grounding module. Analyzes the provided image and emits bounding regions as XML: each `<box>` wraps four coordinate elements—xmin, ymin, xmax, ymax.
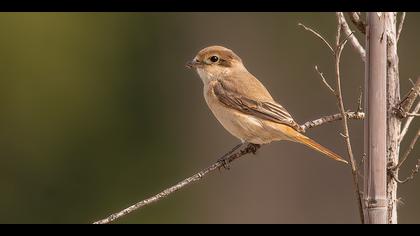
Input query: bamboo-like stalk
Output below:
<box><xmin>385</xmin><ymin>12</ymin><xmax>401</xmax><ymax>224</ymax></box>
<box><xmin>363</xmin><ymin>12</ymin><xmax>388</xmax><ymax>224</ymax></box>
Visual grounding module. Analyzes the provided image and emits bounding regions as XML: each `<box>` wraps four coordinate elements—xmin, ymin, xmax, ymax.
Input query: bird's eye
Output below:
<box><xmin>209</xmin><ymin>56</ymin><xmax>219</xmax><ymax>63</ymax></box>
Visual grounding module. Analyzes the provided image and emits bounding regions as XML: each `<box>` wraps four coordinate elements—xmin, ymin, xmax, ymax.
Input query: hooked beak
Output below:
<box><xmin>185</xmin><ymin>59</ymin><xmax>201</xmax><ymax>69</ymax></box>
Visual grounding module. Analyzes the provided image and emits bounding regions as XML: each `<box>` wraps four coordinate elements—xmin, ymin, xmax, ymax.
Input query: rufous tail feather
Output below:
<box><xmin>293</xmin><ymin>132</ymin><xmax>348</xmax><ymax>164</ymax></box>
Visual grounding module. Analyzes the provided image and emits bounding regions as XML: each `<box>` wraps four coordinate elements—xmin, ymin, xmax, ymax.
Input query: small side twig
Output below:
<box><xmin>394</xmin><ymin>128</ymin><xmax>420</xmax><ymax>171</ymax></box>
<box><xmin>392</xmin><ymin>159</ymin><xmax>420</xmax><ymax>184</ymax></box>
<box><xmin>314</xmin><ymin>65</ymin><xmax>335</xmax><ymax>95</ymax></box>
<box><xmin>333</xmin><ymin>17</ymin><xmax>364</xmax><ymax>223</ymax></box>
<box><xmin>300</xmin><ymin>111</ymin><xmax>364</xmax><ymax>132</ymax></box>
<box><xmin>348</xmin><ymin>12</ymin><xmax>366</xmax><ymax>34</ymax></box>
<box><xmin>356</xmin><ymin>87</ymin><xmax>363</xmax><ymax>112</ymax></box>
<box><xmin>396</xmin><ymin>12</ymin><xmax>406</xmax><ymax>42</ymax></box>
<box><xmin>337</xmin><ymin>12</ymin><xmax>366</xmax><ymax>62</ymax></box>
<box><xmin>298</xmin><ymin>23</ymin><xmax>334</xmax><ymax>54</ymax></box>
<box><xmin>391</xmin><ymin>129</ymin><xmax>419</xmax><ymax>184</ymax></box>
<box><xmin>400</xmin><ymin>100</ymin><xmax>420</xmax><ymax>142</ymax></box>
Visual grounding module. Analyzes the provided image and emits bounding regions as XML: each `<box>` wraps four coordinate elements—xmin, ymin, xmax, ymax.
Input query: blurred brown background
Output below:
<box><xmin>0</xmin><ymin>12</ymin><xmax>418</xmax><ymax>224</ymax></box>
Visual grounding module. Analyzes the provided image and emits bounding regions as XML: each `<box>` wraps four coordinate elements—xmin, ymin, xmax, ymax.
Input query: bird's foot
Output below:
<box><xmin>247</xmin><ymin>143</ymin><xmax>261</xmax><ymax>155</ymax></box>
<box><xmin>217</xmin><ymin>156</ymin><xmax>231</xmax><ymax>170</ymax></box>
<box><xmin>216</xmin><ymin>142</ymin><xmax>244</xmax><ymax>171</ymax></box>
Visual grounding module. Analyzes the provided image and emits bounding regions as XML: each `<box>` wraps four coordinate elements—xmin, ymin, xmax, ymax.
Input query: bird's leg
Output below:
<box><xmin>217</xmin><ymin>142</ymin><xmax>244</xmax><ymax>170</ymax></box>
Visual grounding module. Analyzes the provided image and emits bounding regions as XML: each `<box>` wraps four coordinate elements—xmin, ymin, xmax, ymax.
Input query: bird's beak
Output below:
<box><xmin>186</xmin><ymin>59</ymin><xmax>201</xmax><ymax>69</ymax></box>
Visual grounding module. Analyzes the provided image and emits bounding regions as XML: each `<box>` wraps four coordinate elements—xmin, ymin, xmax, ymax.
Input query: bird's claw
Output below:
<box><xmin>217</xmin><ymin>157</ymin><xmax>231</xmax><ymax>170</ymax></box>
<box><xmin>248</xmin><ymin>143</ymin><xmax>260</xmax><ymax>155</ymax></box>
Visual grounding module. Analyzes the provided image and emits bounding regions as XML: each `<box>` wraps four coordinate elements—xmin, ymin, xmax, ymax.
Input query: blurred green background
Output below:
<box><xmin>0</xmin><ymin>13</ymin><xmax>419</xmax><ymax>224</ymax></box>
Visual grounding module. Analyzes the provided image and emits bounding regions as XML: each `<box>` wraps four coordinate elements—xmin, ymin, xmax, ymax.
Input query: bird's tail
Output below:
<box><xmin>293</xmin><ymin>133</ymin><xmax>348</xmax><ymax>164</ymax></box>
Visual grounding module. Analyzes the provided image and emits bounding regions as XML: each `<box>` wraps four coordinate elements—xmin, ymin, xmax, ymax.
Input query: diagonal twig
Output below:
<box><xmin>333</xmin><ymin>18</ymin><xmax>364</xmax><ymax>223</ymax></box>
<box><xmin>400</xmin><ymin>100</ymin><xmax>420</xmax><ymax>142</ymax></box>
<box><xmin>298</xmin><ymin>23</ymin><xmax>335</xmax><ymax>54</ymax></box>
<box><xmin>394</xmin><ymin>128</ymin><xmax>420</xmax><ymax>171</ymax></box>
<box><xmin>347</xmin><ymin>12</ymin><xmax>366</xmax><ymax>34</ymax></box>
<box><xmin>396</xmin><ymin>12</ymin><xmax>406</xmax><ymax>42</ymax></box>
<box><xmin>392</xmin><ymin>159</ymin><xmax>420</xmax><ymax>184</ymax></box>
<box><xmin>337</xmin><ymin>12</ymin><xmax>366</xmax><ymax>62</ymax></box>
<box><xmin>314</xmin><ymin>65</ymin><xmax>335</xmax><ymax>95</ymax></box>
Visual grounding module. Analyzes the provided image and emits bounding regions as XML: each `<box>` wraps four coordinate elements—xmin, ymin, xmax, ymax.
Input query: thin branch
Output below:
<box><xmin>396</xmin><ymin>12</ymin><xmax>406</xmax><ymax>42</ymax></box>
<box><xmin>409</xmin><ymin>78</ymin><xmax>415</xmax><ymax>87</ymax></box>
<box><xmin>93</xmin><ymin>113</ymin><xmax>365</xmax><ymax>224</ymax></box>
<box><xmin>333</xmin><ymin>16</ymin><xmax>364</xmax><ymax>223</ymax></box>
<box><xmin>394</xmin><ymin>128</ymin><xmax>420</xmax><ymax>170</ymax></box>
<box><xmin>348</xmin><ymin>12</ymin><xmax>366</xmax><ymax>34</ymax></box>
<box><xmin>94</xmin><ymin>142</ymin><xmax>260</xmax><ymax>224</ymax></box>
<box><xmin>357</xmin><ymin>87</ymin><xmax>363</xmax><ymax>113</ymax></box>
<box><xmin>406</xmin><ymin>113</ymin><xmax>420</xmax><ymax>117</ymax></box>
<box><xmin>298</xmin><ymin>23</ymin><xmax>335</xmax><ymax>54</ymax></box>
<box><xmin>400</xmin><ymin>100</ymin><xmax>420</xmax><ymax>142</ymax></box>
<box><xmin>301</xmin><ymin>111</ymin><xmax>364</xmax><ymax>132</ymax></box>
<box><xmin>393</xmin><ymin>159</ymin><xmax>420</xmax><ymax>184</ymax></box>
<box><xmin>357</xmin><ymin>153</ymin><xmax>366</xmax><ymax>178</ymax></box>
<box><xmin>314</xmin><ymin>65</ymin><xmax>335</xmax><ymax>95</ymax></box>
<box><xmin>336</xmin><ymin>12</ymin><xmax>366</xmax><ymax>62</ymax></box>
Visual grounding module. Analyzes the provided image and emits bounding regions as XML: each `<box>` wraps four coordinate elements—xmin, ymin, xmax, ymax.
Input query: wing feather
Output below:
<box><xmin>213</xmin><ymin>80</ymin><xmax>302</xmax><ymax>131</ymax></box>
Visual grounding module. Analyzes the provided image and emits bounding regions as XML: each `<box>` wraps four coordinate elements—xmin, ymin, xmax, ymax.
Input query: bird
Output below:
<box><xmin>186</xmin><ymin>45</ymin><xmax>348</xmax><ymax>164</ymax></box>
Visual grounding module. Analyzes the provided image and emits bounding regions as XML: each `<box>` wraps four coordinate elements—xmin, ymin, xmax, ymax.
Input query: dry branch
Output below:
<box><xmin>397</xmin><ymin>12</ymin><xmax>406</xmax><ymax>42</ymax></box>
<box><xmin>93</xmin><ymin>112</ymin><xmax>364</xmax><ymax>224</ymax></box>
<box><xmin>334</xmin><ymin>14</ymin><xmax>364</xmax><ymax>223</ymax></box>
<box><xmin>394</xmin><ymin>128</ymin><xmax>420</xmax><ymax>171</ymax></box>
<box><xmin>298</xmin><ymin>23</ymin><xmax>334</xmax><ymax>54</ymax></box>
<box><xmin>314</xmin><ymin>65</ymin><xmax>335</xmax><ymax>95</ymax></box>
<box><xmin>301</xmin><ymin>112</ymin><xmax>364</xmax><ymax>132</ymax></box>
<box><xmin>337</xmin><ymin>12</ymin><xmax>366</xmax><ymax>62</ymax></box>
<box><xmin>348</xmin><ymin>12</ymin><xmax>366</xmax><ymax>34</ymax></box>
<box><xmin>400</xmin><ymin>101</ymin><xmax>420</xmax><ymax>142</ymax></box>
<box><xmin>300</xmin><ymin>16</ymin><xmax>365</xmax><ymax>223</ymax></box>
<box><xmin>393</xmin><ymin>160</ymin><xmax>420</xmax><ymax>184</ymax></box>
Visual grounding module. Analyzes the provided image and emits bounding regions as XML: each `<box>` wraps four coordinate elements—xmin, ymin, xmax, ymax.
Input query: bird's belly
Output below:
<box><xmin>205</xmin><ymin>89</ymin><xmax>286</xmax><ymax>144</ymax></box>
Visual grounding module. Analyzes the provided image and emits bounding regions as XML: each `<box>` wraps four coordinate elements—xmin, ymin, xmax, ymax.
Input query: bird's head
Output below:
<box><xmin>186</xmin><ymin>45</ymin><xmax>245</xmax><ymax>84</ymax></box>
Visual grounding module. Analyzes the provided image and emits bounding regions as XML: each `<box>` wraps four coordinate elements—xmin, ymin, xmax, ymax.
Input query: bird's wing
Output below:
<box><xmin>213</xmin><ymin>79</ymin><xmax>302</xmax><ymax>131</ymax></box>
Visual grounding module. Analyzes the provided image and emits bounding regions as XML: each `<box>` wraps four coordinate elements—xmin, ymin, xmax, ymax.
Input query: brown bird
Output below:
<box><xmin>186</xmin><ymin>45</ymin><xmax>347</xmax><ymax>164</ymax></box>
